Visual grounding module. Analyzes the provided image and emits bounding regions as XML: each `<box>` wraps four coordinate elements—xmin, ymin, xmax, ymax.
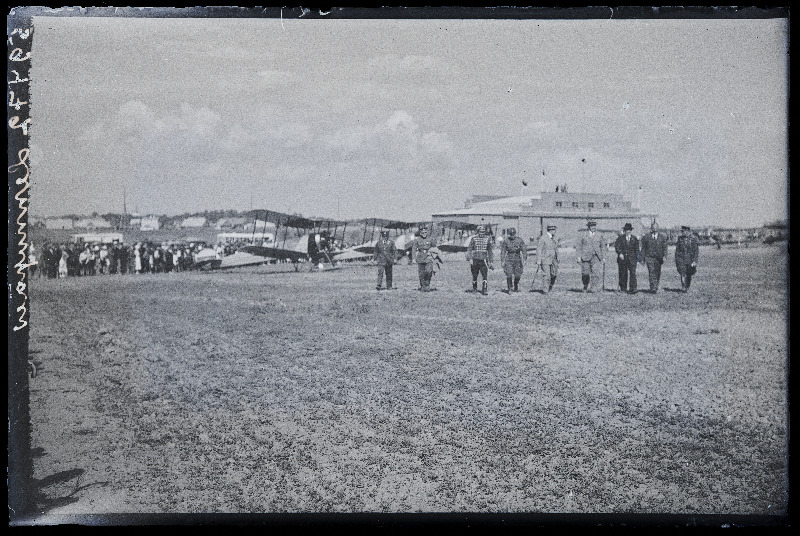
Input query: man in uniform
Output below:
<box><xmin>534</xmin><ymin>224</ymin><xmax>559</xmax><ymax>293</ymax></box>
<box><xmin>675</xmin><ymin>225</ymin><xmax>700</xmax><ymax>292</ymax></box>
<box><xmin>500</xmin><ymin>227</ymin><xmax>526</xmax><ymax>293</ymax></box>
<box><xmin>577</xmin><ymin>220</ymin><xmax>605</xmax><ymax>292</ymax></box>
<box><xmin>640</xmin><ymin>221</ymin><xmax>669</xmax><ymax>293</ymax></box>
<box><xmin>466</xmin><ymin>225</ymin><xmax>494</xmax><ymax>295</ymax></box>
<box><xmin>374</xmin><ymin>230</ymin><xmax>397</xmax><ymax>290</ymax></box>
<box><xmin>614</xmin><ymin>222</ymin><xmax>640</xmax><ymax>293</ymax></box>
<box><xmin>411</xmin><ymin>225</ymin><xmax>437</xmax><ymax>291</ymax></box>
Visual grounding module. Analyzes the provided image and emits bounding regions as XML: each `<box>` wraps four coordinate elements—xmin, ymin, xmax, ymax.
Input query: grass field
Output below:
<box><xmin>23</xmin><ymin>244</ymin><xmax>788</xmax><ymax>521</ymax></box>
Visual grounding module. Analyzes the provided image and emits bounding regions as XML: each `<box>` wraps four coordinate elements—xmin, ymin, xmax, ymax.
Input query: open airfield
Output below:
<box><xmin>23</xmin><ymin>244</ymin><xmax>788</xmax><ymax>521</ymax></box>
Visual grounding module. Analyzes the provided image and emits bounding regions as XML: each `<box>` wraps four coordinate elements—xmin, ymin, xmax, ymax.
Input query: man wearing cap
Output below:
<box><xmin>577</xmin><ymin>220</ymin><xmax>605</xmax><ymax>292</ymax></box>
<box><xmin>500</xmin><ymin>227</ymin><xmax>527</xmax><ymax>293</ymax></box>
<box><xmin>534</xmin><ymin>224</ymin><xmax>559</xmax><ymax>293</ymax></box>
<box><xmin>412</xmin><ymin>225</ymin><xmax>437</xmax><ymax>291</ymax></box>
<box><xmin>614</xmin><ymin>222</ymin><xmax>640</xmax><ymax>293</ymax></box>
<box><xmin>675</xmin><ymin>225</ymin><xmax>700</xmax><ymax>292</ymax></box>
<box><xmin>374</xmin><ymin>230</ymin><xmax>398</xmax><ymax>290</ymax></box>
<box><xmin>640</xmin><ymin>221</ymin><xmax>669</xmax><ymax>293</ymax></box>
<box><xmin>466</xmin><ymin>225</ymin><xmax>494</xmax><ymax>294</ymax></box>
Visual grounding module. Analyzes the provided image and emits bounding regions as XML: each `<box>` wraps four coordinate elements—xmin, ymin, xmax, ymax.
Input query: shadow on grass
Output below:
<box><xmin>34</xmin><ymin>468</ymin><xmax>111</xmax><ymax>513</ymax></box>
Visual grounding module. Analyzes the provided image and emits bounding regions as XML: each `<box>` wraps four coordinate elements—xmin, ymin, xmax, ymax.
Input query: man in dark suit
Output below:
<box><xmin>374</xmin><ymin>230</ymin><xmax>397</xmax><ymax>290</ymax></box>
<box><xmin>639</xmin><ymin>221</ymin><xmax>669</xmax><ymax>293</ymax></box>
<box><xmin>614</xmin><ymin>222</ymin><xmax>639</xmax><ymax>293</ymax></box>
<box><xmin>675</xmin><ymin>225</ymin><xmax>700</xmax><ymax>292</ymax></box>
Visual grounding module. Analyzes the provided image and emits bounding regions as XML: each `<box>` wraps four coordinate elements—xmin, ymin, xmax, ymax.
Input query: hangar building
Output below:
<box><xmin>432</xmin><ymin>190</ymin><xmax>658</xmax><ymax>247</ymax></box>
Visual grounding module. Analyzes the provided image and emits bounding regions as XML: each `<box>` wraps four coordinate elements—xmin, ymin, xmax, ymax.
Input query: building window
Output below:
<box><xmin>555</xmin><ymin>201</ymin><xmax>563</xmax><ymax>208</ymax></box>
<box><xmin>588</xmin><ymin>202</ymin><xmax>595</xmax><ymax>208</ymax></box>
<box><xmin>572</xmin><ymin>202</ymin><xmax>579</xmax><ymax>208</ymax></box>
<box><xmin>603</xmin><ymin>202</ymin><xmax>610</xmax><ymax>208</ymax></box>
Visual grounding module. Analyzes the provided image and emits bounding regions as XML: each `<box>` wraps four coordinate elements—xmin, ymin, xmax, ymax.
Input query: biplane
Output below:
<box><xmin>236</xmin><ymin>210</ymin><xmax>349</xmax><ymax>271</ymax></box>
<box><xmin>331</xmin><ymin>218</ymin><xmax>415</xmax><ymax>263</ymax></box>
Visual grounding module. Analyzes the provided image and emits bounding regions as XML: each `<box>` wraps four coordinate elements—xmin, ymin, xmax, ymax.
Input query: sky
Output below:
<box><xmin>27</xmin><ymin>11</ymin><xmax>788</xmax><ymax>228</ymax></box>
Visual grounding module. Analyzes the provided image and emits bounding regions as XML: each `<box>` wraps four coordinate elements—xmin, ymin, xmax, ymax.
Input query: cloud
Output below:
<box><xmin>99</xmin><ymin>100</ymin><xmax>225</xmax><ymax>148</ymax></box>
<box><xmin>323</xmin><ymin>110</ymin><xmax>456</xmax><ymax>171</ymax></box>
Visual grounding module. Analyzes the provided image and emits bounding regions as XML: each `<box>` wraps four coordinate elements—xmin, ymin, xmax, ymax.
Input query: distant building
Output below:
<box><xmin>432</xmin><ymin>191</ymin><xmax>657</xmax><ymax>245</ymax></box>
<box><xmin>43</xmin><ymin>218</ymin><xmax>75</xmax><ymax>230</ymax></box>
<box><xmin>139</xmin><ymin>215</ymin><xmax>161</xmax><ymax>231</ymax></box>
<box><xmin>74</xmin><ymin>217</ymin><xmax>112</xmax><ymax>229</ymax></box>
<box><xmin>181</xmin><ymin>216</ymin><xmax>207</xmax><ymax>229</ymax></box>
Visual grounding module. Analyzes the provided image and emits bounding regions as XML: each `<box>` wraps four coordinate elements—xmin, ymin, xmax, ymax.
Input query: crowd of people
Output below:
<box><xmin>28</xmin><ymin>241</ymin><xmax>216</xmax><ymax>279</ymax></box>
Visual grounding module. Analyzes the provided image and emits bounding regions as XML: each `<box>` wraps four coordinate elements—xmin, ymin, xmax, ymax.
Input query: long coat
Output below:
<box><xmin>412</xmin><ymin>235</ymin><xmax>437</xmax><ymax>264</ymax></box>
<box><xmin>374</xmin><ymin>238</ymin><xmax>397</xmax><ymax>266</ymax></box>
<box><xmin>536</xmin><ymin>233</ymin><xmax>559</xmax><ymax>267</ymax></box>
<box><xmin>500</xmin><ymin>236</ymin><xmax>527</xmax><ymax>264</ymax></box>
<box><xmin>675</xmin><ymin>233</ymin><xmax>700</xmax><ymax>267</ymax></box>
<box><xmin>578</xmin><ymin>231</ymin><xmax>605</xmax><ymax>262</ymax></box>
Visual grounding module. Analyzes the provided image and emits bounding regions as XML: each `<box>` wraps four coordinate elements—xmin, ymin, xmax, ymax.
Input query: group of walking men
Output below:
<box><xmin>375</xmin><ymin>220</ymin><xmax>700</xmax><ymax>294</ymax></box>
<box><xmin>612</xmin><ymin>222</ymin><xmax>700</xmax><ymax>293</ymax></box>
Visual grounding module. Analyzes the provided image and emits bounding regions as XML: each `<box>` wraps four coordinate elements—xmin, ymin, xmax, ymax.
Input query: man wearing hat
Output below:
<box><xmin>500</xmin><ymin>227</ymin><xmax>527</xmax><ymax>293</ymax></box>
<box><xmin>675</xmin><ymin>225</ymin><xmax>700</xmax><ymax>292</ymax></box>
<box><xmin>466</xmin><ymin>225</ymin><xmax>494</xmax><ymax>294</ymax></box>
<box><xmin>639</xmin><ymin>221</ymin><xmax>669</xmax><ymax>293</ymax></box>
<box><xmin>614</xmin><ymin>222</ymin><xmax>640</xmax><ymax>293</ymax></box>
<box><xmin>411</xmin><ymin>225</ymin><xmax>437</xmax><ymax>291</ymax></box>
<box><xmin>374</xmin><ymin>229</ymin><xmax>398</xmax><ymax>290</ymax></box>
<box><xmin>534</xmin><ymin>224</ymin><xmax>559</xmax><ymax>293</ymax></box>
<box><xmin>577</xmin><ymin>220</ymin><xmax>605</xmax><ymax>292</ymax></box>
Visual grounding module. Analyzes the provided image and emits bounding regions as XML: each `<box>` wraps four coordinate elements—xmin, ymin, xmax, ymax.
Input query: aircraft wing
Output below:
<box><xmin>331</xmin><ymin>249</ymin><xmax>373</xmax><ymax>261</ymax></box>
<box><xmin>212</xmin><ymin>251</ymin><xmax>268</xmax><ymax>269</ymax></box>
<box><xmin>434</xmin><ymin>220</ymin><xmax>479</xmax><ymax>232</ymax></box>
<box><xmin>238</xmin><ymin>244</ymin><xmax>308</xmax><ymax>263</ymax></box>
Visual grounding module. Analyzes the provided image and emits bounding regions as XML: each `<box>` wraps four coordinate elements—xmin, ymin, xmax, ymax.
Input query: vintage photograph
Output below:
<box><xmin>9</xmin><ymin>7</ymin><xmax>789</xmax><ymax>526</ymax></box>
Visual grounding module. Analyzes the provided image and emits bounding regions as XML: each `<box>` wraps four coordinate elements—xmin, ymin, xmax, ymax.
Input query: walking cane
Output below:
<box><xmin>529</xmin><ymin>264</ymin><xmax>541</xmax><ymax>292</ymax></box>
<box><xmin>602</xmin><ymin>260</ymin><xmax>606</xmax><ymax>291</ymax></box>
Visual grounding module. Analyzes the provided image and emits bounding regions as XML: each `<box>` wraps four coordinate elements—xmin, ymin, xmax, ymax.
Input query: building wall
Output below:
<box><xmin>433</xmin><ymin>192</ymin><xmax>656</xmax><ymax>246</ymax></box>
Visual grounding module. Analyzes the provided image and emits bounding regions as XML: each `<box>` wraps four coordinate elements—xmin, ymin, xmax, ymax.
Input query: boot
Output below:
<box><xmin>582</xmin><ymin>275</ymin><xmax>590</xmax><ymax>292</ymax></box>
<box><xmin>481</xmin><ymin>280</ymin><xmax>488</xmax><ymax>295</ymax></box>
<box><xmin>513</xmin><ymin>276</ymin><xmax>520</xmax><ymax>292</ymax></box>
<box><xmin>472</xmin><ymin>281</ymin><xmax>478</xmax><ymax>293</ymax></box>
<box><xmin>506</xmin><ymin>277</ymin><xmax>513</xmax><ymax>293</ymax></box>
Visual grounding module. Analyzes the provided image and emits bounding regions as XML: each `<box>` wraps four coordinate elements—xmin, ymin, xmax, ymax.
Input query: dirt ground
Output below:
<box><xmin>19</xmin><ymin>244</ymin><xmax>788</xmax><ymax>524</ymax></box>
